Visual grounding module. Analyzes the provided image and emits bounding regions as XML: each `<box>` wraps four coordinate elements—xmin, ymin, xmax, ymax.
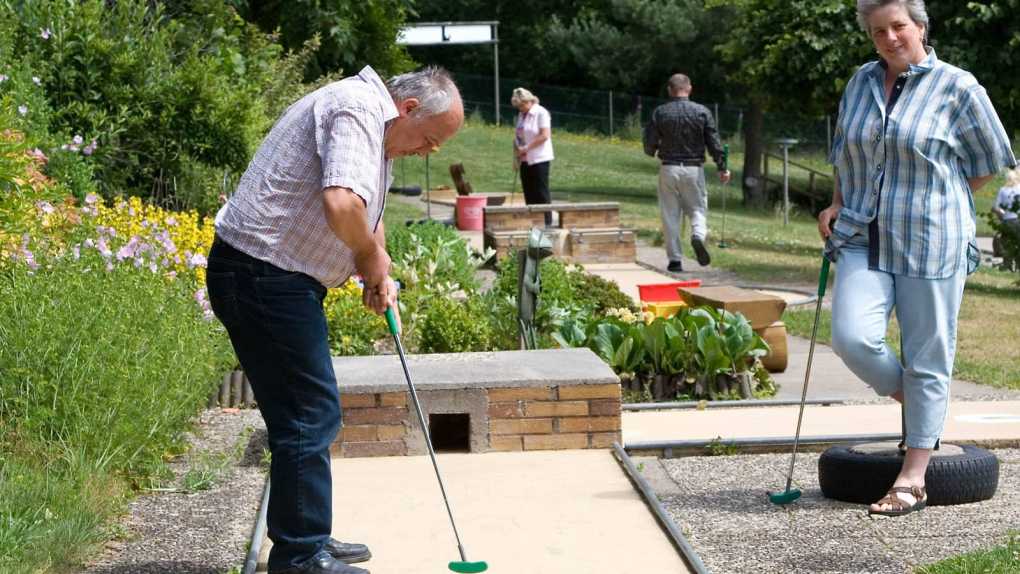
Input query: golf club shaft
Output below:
<box><xmin>389</xmin><ymin>323</ymin><xmax>469</xmax><ymax>562</ymax></box>
<box><xmin>783</xmin><ymin>257</ymin><xmax>831</xmax><ymax>491</ymax></box>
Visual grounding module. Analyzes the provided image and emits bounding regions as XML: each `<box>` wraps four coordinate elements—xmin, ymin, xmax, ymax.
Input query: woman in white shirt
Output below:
<box><xmin>511</xmin><ymin>87</ymin><xmax>554</xmax><ymax>225</ymax></box>
<box><xmin>992</xmin><ymin>167</ymin><xmax>1020</xmax><ymax>262</ymax></box>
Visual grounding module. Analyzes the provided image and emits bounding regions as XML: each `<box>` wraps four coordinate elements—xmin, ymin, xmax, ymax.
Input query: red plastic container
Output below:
<box><xmin>455</xmin><ymin>195</ymin><xmax>487</xmax><ymax>231</ymax></box>
<box><xmin>637</xmin><ymin>280</ymin><xmax>703</xmax><ymax>302</ymax></box>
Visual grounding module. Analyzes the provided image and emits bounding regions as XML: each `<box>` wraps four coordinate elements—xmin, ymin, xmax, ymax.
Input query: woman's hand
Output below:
<box><xmin>817</xmin><ymin>205</ymin><xmax>840</xmax><ymax>239</ymax></box>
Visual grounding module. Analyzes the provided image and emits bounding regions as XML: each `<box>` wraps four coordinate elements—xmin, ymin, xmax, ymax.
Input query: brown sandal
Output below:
<box><xmin>868</xmin><ymin>485</ymin><xmax>927</xmax><ymax>517</ymax></box>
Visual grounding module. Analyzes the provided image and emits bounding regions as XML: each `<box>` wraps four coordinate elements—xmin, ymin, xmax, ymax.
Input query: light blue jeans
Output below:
<box><xmin>831</xmin><ymin>240</ymin><xmax>967</xmax><ymax>449</ymax></box>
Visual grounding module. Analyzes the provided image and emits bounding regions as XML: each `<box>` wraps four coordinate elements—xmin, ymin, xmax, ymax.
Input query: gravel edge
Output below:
<box><xmin>83</xmin><ymin>408</ymin><xmax>268</xmax><ymax>574</ymax></box>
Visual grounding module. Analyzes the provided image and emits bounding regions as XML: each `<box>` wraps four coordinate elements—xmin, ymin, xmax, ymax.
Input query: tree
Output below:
<box><xmin>231</xmin><ymin>0</ymin><xmax>416</xmax><ymax>79</ymax></box>
<box><xmin>707</xmin><ymin>0</ymin><xmax>870</xmax><ymax>206</ymax></box>
<box><xmin>929</xmin><ymin>1</ymin><xmax>1019</xmax><ymax>142</ymax></box>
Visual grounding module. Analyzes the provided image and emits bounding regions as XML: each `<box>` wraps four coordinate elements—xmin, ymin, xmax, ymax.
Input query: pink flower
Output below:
<box><xmin>188</xmin><ymin>253</ymin><xmax>207</xmax><ymax>268</ymax></box>
<box><xmin>0</xmin><ymin>74</ymin><xmax>7</xmax><ymax>83</ymax></box>
<box><xmin>82</xmin><ymin>139</ymin><xmax>97</xmax><ymax>156</ymax></box>
<box><xmin>17</xmin><ymin>105</ymin><xmax>27</xmax><ymax>116</ymax></box>
<box><xmin>27</xmin><ymin>148</ymin><xmax>47</xmax><ymax>162</ymax></box>
<box><xmin>35</xmin><ymin>200</ymin><xmax>55</xmax><ymax>215</ymax></box>
<box><xmin>84</xmin><ymin>193</ymin><xmax>98</xmax><ymax>205</ymax></box>
<box><xmin>72</xmin><ymin>245</ymin><xmax>80</xmax><ymax>260</ymax></box>
<box><xmin>40</xmin><ymin>28</ymin><xmax>51</xmax><ymax>40</ymax></box>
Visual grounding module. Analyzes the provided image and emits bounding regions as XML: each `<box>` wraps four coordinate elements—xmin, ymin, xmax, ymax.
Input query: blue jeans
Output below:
<box><xmin>206</xmin><ymin>236</ymin><xmax>340</xmax><ymax>571</ymax></box>
<box><xmin>830</xmin><ymin>240</ymin><xmax>967</xmax><ymax>449</ymax></box>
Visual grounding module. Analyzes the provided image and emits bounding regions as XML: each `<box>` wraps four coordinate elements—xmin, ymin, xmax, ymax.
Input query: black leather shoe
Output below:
<box><xmin>325</xmin><ymin>538</ymin><xmax>372</xmax><ymax>564</ymax></box>
<box><xmin>667</xmin><ymin>260</ymin><xmax>684</xmax><ymax>273</ymax></box>
<box><xmin>691</xmin><ymin>237</ymin><xmax>711</xmax><ymax>266</ymax></box>
<box><xmin>270</xmin><ymin>551</ymin><xmax>370</xmax><ymax>574</ymax></box>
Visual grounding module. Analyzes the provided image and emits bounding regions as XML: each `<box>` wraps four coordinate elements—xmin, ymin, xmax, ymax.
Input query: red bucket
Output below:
<box><xmin>455</xmin><ymin>195</ymin><xmax>487</xmax><ymax>231</ymax></box>
<box><xmin>637</xmin><ymin>280</ymin><xmax>703</xmax><ymax>302</ymax></box>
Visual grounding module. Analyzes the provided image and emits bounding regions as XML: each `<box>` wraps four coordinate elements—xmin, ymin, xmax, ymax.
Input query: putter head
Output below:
<box><xmin>449</xmin><ymin>561</ymin><xmax>488</xmax><ymax>573</ymax></box>
<box><xmin>768</xmin><ymin>488</ymin><xmax>802</xmax><ymax>505</ymax></box>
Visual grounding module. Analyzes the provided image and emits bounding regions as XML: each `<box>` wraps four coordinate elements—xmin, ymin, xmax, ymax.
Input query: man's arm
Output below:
<box><xmin>642</xmin><ymin>110</ymin><xmax>659</xmax><ymax>157</ymax></box>
<box><xmin>322</xmin><ymin>186</ymin><xmax>392</xmax><ymax>312</ymax></box>
<box><xmin>704</xmin><ymin>109</ymin><xmax>725</xmax><ymax>170</ymax></box>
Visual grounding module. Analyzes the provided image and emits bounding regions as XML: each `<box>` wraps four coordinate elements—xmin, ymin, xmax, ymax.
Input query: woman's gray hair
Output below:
<box><xmin>386</xmin><ymin>66</ymin><xmax>457</xmax><ymax>118</ymax></box>
<box><xmin>856</xmin><ymin>0</ymin><xmax>929</xmax><ymax>35</ymax></box>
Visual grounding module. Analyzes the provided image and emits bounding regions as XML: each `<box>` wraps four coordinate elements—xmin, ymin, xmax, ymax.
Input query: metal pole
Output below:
<box><xmin>493</xmin><ymin>24</ymin><xmax>500</xmax><ymax>126</ymax></box>
<box><xmin>714</xmin><ymin>103</ymin><xmax>719</xmax><ymax>130</ymax></box>
<box><xmin>609</xmin><ymin>90</ymin><xmax>614</xmax><ymax>137</ymax></box>
<box><xmin>782</xmin><ymin>144</ymin><xmax>790</xmax><ymax>225</ymax></box>
<box><xmin>826</xmin><ymin>114</ymin><xmax>832</xmax><ymax>157</ymax></box>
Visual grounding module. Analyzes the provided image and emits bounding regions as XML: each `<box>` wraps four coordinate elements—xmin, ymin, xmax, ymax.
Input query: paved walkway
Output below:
<box><xmin>262</xmin><ymin>194</ymin><xmax>1015</xmax><ymax>573</ymax></box>
<box><xmin>257</xmin><ymin>451</ymin><xmax>691</xmax><ymax>574</ymax></box>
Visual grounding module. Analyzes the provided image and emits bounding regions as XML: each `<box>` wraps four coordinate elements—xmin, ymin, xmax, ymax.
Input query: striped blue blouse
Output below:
<box><xmin>827</xmin><ymin>49</ymin><xmax>1016</xmax><ymax>279</ymax></box>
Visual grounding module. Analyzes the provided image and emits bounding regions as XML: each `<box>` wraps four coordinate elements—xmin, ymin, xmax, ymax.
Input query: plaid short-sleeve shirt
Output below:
<box><xmin>827</xmin><ymin>49</ymin><xmax>1016</xmax><ymax>279</ymax></box>
<box><xmin>216</xmin><ymin>66</ymin><xmax>398</xmax><ymax>287</ymax></box>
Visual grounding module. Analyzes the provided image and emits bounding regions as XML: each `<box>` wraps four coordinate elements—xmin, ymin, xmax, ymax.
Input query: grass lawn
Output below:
<box><xmin>395</xmin><ymin>121</ymin><xmax>1019</xmax><ymax>390</ymax></box>
<box><xmin>915</xmin><ymin>531</ymin><xmax>1019</xmax><ymax>573</ymax></box>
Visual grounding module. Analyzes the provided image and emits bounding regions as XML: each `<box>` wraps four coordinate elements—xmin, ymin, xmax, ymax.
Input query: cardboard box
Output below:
<box><xmin>677</xmin><ymin>286</ymin><xmax>787</xmax><ymax>330</ymax></box>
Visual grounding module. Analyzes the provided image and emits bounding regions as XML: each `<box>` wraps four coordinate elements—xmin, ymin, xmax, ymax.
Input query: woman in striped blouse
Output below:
<box><xmin>818</xmin><ymin>0</ymin><xmax>1016</xmax><ymax>517</ymax></box>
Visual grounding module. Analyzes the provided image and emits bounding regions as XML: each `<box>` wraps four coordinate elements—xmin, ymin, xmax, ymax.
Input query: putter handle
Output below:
<box><xmin>385</xmin><ymin>306</ymin><xmax>400</xmax><ymax>336</ymax></box>
<box><xmin>817</xmin><ymin>258</ymin><xmax>831</xmax><ymax>298</ymax></box>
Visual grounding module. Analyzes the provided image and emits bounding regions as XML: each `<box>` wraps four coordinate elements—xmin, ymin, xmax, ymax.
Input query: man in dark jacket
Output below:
<box><xmin>643</xmin><ymin>74</ymin><xmax>730</xmax><ymax>272</ymax></box>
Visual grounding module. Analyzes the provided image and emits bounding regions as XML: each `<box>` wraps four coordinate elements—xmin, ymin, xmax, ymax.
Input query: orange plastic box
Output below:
<box><xmin>637</xmin><ymin>280</ymin><xmax>703</xmax><ymax>302</ymax></box>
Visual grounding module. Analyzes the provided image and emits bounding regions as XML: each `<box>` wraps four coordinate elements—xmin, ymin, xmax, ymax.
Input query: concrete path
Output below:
<box><xmin>624</xmin><ymin>400</ymin><xmax>1020</xmax><ymax>446</ymax></box>
<box><xmin>257</xmin><ymin>451</ymin><xmax>691</xmax><ymax>573</ymax></box>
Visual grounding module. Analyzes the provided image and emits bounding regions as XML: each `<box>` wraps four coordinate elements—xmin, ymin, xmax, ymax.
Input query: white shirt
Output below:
<box><xmin>997</xmin><ymin>185</ymin><xmax>1020</xmax><ymax>221</ymax></box>
<box><xmin>215</xmin><ymin>66</ymin><xmax>396</xmax><ymax>287</ymax></box>
<box><xmin>515</xmin><ymin>103</ymin><xmax>554</xmax><ymax>164</ymax></box>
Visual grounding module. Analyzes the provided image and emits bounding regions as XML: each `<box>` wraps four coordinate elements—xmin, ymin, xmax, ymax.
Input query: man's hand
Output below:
<box><xmin>354</xmin><ymin>246</ymin><xmax>391</xmax><ymax>297</ymax></box>
<box><xmin>361</xmin><ymin>274</ymin><xmax>398</xmax><ymax>316</ymax></box>
<box><xmin>719</xmin><ymin>170</ymin><xmax>732</xmax><ymax>184</ymax></box>
<box><xmin>817</xmin><ymin>205</ymin><xmax>841</xmax><ymax>239</ymax></box>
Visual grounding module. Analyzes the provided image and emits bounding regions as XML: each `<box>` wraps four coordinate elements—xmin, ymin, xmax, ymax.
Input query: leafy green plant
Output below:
<box><xmin>566</xmin><ymin>266</ymin><xmax>639</xmax><ymax>315</ymax></box>
<box><xmin>705</xmin><ymin>436</ymin><xmax>741</xmax><ymax>456</ymax></box>
<box><xmin>0</xmin><ymin>247</ymin><xmax>234</xmax><ymax>570</ymax></box>
<box><xmin>418</xmin><ymin>295</ymin><xmax>492</xmax><ymax>353</ymax></box>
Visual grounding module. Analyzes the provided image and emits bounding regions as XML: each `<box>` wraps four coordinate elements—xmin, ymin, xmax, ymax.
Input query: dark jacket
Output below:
<box><xmin>643</xmin><ymin>97</ymin><xmax>726</xmax><ymax>170</ymax></box>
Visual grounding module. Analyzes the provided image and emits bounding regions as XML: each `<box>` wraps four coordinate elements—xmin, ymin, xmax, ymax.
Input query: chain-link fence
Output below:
<box><xmin>455</xmin><ymin>71</ymin><xmax>835</xmax><ymax>153</ymax></box>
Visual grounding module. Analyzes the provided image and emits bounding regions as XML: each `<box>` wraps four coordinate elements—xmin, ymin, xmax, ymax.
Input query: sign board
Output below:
<box><xmin>397</xmin><ymin>22</ymin><xmax>497</xmax><ymax>46</ymax></box>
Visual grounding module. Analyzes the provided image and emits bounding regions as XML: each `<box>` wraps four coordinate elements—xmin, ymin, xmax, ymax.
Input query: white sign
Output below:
<box><xmin>397</xmin><ymin>24</ymin><xmax>495</xmax><ymax>46</ymax></box>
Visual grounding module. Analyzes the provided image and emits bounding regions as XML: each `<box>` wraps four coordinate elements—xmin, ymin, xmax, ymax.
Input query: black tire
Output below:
<box><xmin>818</xmin><ymin>443</ymin><xmax>999</xmax><ymax>506</ymax></box>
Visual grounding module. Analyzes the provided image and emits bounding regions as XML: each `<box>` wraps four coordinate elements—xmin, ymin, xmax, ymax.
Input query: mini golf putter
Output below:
<box><xmin>385</xmin><ymin>307</ymin><xmax>489</xmax><ymax>573</ymax></box>
<box><xmin>768</xmin><ymin>257</ymin><xmax>830</xmax><ymax>506</ymax></box>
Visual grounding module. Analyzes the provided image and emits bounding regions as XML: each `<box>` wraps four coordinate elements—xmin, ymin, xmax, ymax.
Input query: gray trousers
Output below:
<box><xmin>657</xmin><ymin>164</ymin><xmax>707</xmax><ymax>263</ymax></box>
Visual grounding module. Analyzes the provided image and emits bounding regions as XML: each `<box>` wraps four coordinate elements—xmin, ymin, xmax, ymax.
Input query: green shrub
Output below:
<box><xmin>418</xmin><ymin>296</ymin><xmax>492</xmax><ymax>353</ymax></box>
<box><xmin>325</xmin><ymin>283</ymin><xmax>387</xmax><ymax>356</ymax></box>
<box><xmin>566</xmin><ymin>266</ymin><xmax>639</xmax><ymax>315</ymax></box>
<box><xmin>0</xmin><ymin>253</ymin><xmax>234</xmax><ymax>569</ymax></box>
<box><xmin>387</xmin><ymin>221</ymin><xmax>482</xmax><ymax>293</ymax></box>
<box><xmin>0</xmin><ymin>0</ymin><xmax>289</xmax><ymax>211</ymax></box>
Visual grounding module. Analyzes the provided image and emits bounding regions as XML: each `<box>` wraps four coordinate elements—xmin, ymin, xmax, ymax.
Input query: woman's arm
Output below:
<box><xmin>817</xmin><ymin>178</ymin><xmax>844</xmax><ymax>239</ymax></box>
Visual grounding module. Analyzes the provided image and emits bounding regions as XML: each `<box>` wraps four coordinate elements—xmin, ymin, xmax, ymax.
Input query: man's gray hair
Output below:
<box><xmin>668</xmin><ymin>74</ymin><xmax>691</xmax><ymax>96</ymax></box>
<box><xmin>386</xmin><ymin>66</ymin><xmax>458</xmax><ymax>118</ymax></box>
<box><xmin>856</xmin><ymin>0</ymin><xmax>929</xmax><ymax>35</ymax></box>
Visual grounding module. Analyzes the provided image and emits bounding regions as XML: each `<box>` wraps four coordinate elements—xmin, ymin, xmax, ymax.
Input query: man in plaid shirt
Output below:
<box><xmin>207</xmin><ymin>66</ymin><xmax>463</xmax><ymax>574</ymax></box>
